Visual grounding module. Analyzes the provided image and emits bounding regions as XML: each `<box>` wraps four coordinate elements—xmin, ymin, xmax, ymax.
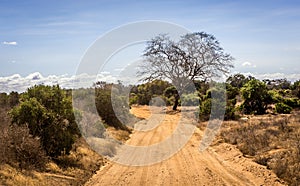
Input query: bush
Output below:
<box><xmin>225</xmin><ymin>105</ymin><xmax>237</xmax><ymax>120</ymax></box>
<box><xmin>10</xmin><ymin>85</ymin><xmax>80</xmax><ymax>158</ymax></box>
<box><xmin>283</xmin><ymin>98</ymin><xmax>299</xmax><ymax>108</ymax></box>
<box><xmin>9</xmin><ymin>125</ymin><xmax>48</xmax><ymax>170</ymax></box>
<box><xmin>199</xmin><ymin>98</ymin><xmax>235</xmax><ymax>121</ymax></box>
<box><xmin>181</xmin><ymin>92</ymin><xmax>199</xmax><ymax>106</ymax></box>
<box><xmin>275</xmin><ymin>102</ymin><xmax>292</xmax><ymax>114</ymax></box>
<box><xmin>129</xmin><ymin>93</ymin><xmax>138</xmax><ymax>105</ymax></box>
<box><xmin>241</xmin><ymin>79</ymin><xmax>271</xmax><ymax>114</ymax></box>
<box><xmin>268</xmin><ymin>90</ymin><xmax>283</xmax><ymax>103</ymax></box>
<box><xmin>0</xmin><ymin>93</ymin><xmax>8</xmax><ymax>106</ymax></box>
<box><xmin>226</xmin><ymin>84</ymin><xmax>239</xmax><ymax>100</ymax></box>
<box><xmin>0</xmin><ymin>123</ymin><xmax>48</xmax><ymax>170</ymax></box>
<box><xmin>164</xmin><ymin>86</ymin><xmax>180</xmax><ymax>110</ymax></box>
<box><xmin>199</xmin><ymin>85</ymin><xmax>237</xmax><ymax>121</ymax></box>
<box><xmin>199</xmin><ymin>98</ymin><xmax>213</xmax><ymax>120</ymax></box>
<box><xmin>130</xmin><ymin>80</ymin><xmax>172</xmax><ymax>105</ymax></box>
<box><xmin>226</xmin><ymin>73</ymin><xmax>250</xmax><ymax>89</ymax></box>
<box><xmin>95</xmin><ymin>82</ymin><xmax>133</xmax><ymax>131</ymax></box>
<box><xmin>9</xmin><ymin>91</ymin><xmax>19</xmax><ymax>107</ymax></box>
<box><xmin>291</xmin><ymin>80</ymin><xmax>300</xmax><ymax>98</ymax></box>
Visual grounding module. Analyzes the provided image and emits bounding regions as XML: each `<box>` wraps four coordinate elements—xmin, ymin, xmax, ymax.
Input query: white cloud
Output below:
<box><xmin>241</xmin><ymin>61</ymin><xmax>256</xmax><ymax>68</ymax></box>
<box><xmin>241</xmin><ymin>72</ymin><xmax>300</xmax><ymax>82</ymax></box>
<box><xmin>26</xmin><ymin>72</ymin><xmax>43</xmax><ymax>80</ymax></box>
<box><xmin>0</xmin><ymin>72</ymin><xmax>126</xmax><ymax>93</ymax></box>
<box><xmin>3</xmin><ymin>41</ymin><xmax>18</xmax><ymax>46</ymax></box>
<box><xmin>2</xmin><ymin>71</ymin><xmax>299</xmax><ymax>93</ymax></box>
<box><xmin>242</xmin><ymin>62</ymin><xmax>252</xmax><ymax>67</ymax></box>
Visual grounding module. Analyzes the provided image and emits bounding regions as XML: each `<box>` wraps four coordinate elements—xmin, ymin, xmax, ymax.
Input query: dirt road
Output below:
<box><xmin>85</xmin><ymin>106</ymin><xmax>284</xmax><ymax>186</ymax></box>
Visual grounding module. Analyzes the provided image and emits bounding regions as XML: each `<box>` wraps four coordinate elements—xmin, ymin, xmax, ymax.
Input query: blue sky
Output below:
<box><xmin>1</xmin><ymin>0</ymin><xmax>300</xmax><ymax>89</ymax></box>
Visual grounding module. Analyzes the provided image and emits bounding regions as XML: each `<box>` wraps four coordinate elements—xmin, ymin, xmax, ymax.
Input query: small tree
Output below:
<box><xmin>95</xmin><ymin>81</ymin><xmax>132</xmax><ymax>131</ymax></box>
<box><xmin>9</xmin><ymin>91</ymin><xmax>19</xmax><ymax>107</ymax></box>
<box><xmin>199</xmin><ymin>84</ymin><xmax>236</xmax><ymax>120</ymax></box>
<box><xmin>241</xmin><ymin>79</ymin><xmax>271</xmax><ymax>114</ymax></box>
<box><xmin>130</xmin><ymin>80</ymin><xmax>172</xmax><ymax>105</ymax></box>
<box><xmin>10</xmin><ymin>85</ymin><xmax>80</xmax><ymax>158</ymax></box>
<box><xmin>275</xmin><ymin>102</ymin><xmax>292</xmax><ymax>114</ymax></box>
<box><xmin>226</xmin><ymin>74</ymin><xmax>254</xmax><ymax>89</ymax></box>
<box><xmin>138</xmin><ymin>32</ymin><xmax>234</xmax><ymax>110</ymax></box>
<box><xmin>292</xmin><ymin>80</ymin><xmax>300</xmax><ymax>99</ymax></box>
<box><xmin>0</xmin><ymin>92</ymin><xmax>8</xmax><ymax>106</ymax></box>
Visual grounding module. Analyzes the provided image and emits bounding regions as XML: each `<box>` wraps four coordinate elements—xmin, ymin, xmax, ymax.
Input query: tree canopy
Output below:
<box><xmin>240</xmin><ymin>79</ymin><xmax>272</xmax><ymax>114</ymax></box>
<box><xmin>138</xmin><ymin>32</ymin><xmax>234</xmax><ymax>110</ymax></box>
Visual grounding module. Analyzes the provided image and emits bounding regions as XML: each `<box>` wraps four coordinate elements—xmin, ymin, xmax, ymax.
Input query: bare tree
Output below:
<box><xmin>138</xmin><ymin>32</ymin><xmax>234</xmax><ymax>110</ymax></box>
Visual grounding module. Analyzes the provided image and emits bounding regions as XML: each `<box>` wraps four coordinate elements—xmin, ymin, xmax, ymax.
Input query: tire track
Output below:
<box><xmin>141</xmin><ymin>113</ymin><xmax>178</xmax><ymax>186</ymax></box>
<box><xmin>85</xmin><ymin>106</ymin><xmax>285</xmax><ymax>186</ymax></box>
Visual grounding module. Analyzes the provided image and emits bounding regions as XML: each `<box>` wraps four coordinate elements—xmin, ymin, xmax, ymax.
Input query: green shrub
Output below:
<box><xmin>291</xmin><ymin>80</ymin><xmax>300</xmax><ymax>98</ymax></box>
<box><xmin>95</xmin><ymin>82</ymin><xmax>133</xmax><ymax>131</ymax></box>
<box><xmin>199</xmin><ymin>98</ymin><xmax>237</xmax><ymax>121</ymax></box>
<box><xmin>10</xmin><ymin>85</ymin><xmax>80</xmax><ymax>158</ymax></box>
<box><xmin>268</xmin><ymin>90</ymin><xmax>283</xmax><ymax>103</ymax></box>
<box><xmin>226</xmin><ymin>83</ymin><xmax>239</xmax><ymax>100</ymax></box>
<box><xmin>283</xmin><ymin>98</ymin><xmax>299</xmax><ymax>108</ymax></box>
<box><xmin>181</xmin><ymin>92</ymin><xmax>199</xmax><ymax>106</ymax></box>
<box><xmin>129</xmin><ymin>93</ymin><xmax>138</xmax><ymax>105</ymax></box>
<box><xmin>225</xmin><ymin>105</ymin><xmax>237</xmax><ymax>120</ymax></box>
<box><xmin>241</xmin><ymin>79</ymin><xmax>271</xmax><ymax>114</ymax></box>
<box><xmin>199</xmin><ymin>98</ymin><xmax>212</xmax><ymax>120</ymax></box>
<box><xmin>131</xmin><ymin>80</ymin><xmax>172</xmax><ymax>105</ymax></box>
<box><xmin>275</xmin><ymin>102</ymin><xmax>292</xmax><ymax>114</ymax></box>
<box><xmin>199</xmin><ymin>85</ymin><xmax>237</xmax><ymax>121</ymax></box>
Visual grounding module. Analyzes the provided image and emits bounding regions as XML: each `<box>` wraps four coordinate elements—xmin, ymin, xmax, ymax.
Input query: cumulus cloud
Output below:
<box><xmin>242</xmin><ymin>62</ymin><xmax>251</xmax><ymax>66</ymax></box>
<box><xmin>0</xmin><ymin>72</ymin><xmax>139</xmax><ymax>93</ymax></box>
<box><xmin>1</xmin><ymin>72</ymin><xmax>299</xmax><ymax>93</ymax></box>
<box><xmin>241</xmin><ymin>72</ymin><xmax>300</xmax><ymax>82</ymax></box>
<box><xmin>242</xmin><ymin>62</ymin><xmax>256</xmax><ymax>68</ymax></box>
<box><xmin>2</xmin><ymin>41</ymin><xmax>18</xmax><ymax>45</ymax></box>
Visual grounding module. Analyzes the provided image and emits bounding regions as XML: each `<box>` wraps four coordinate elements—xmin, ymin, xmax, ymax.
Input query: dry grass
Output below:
<box><xmin>0</xmin><ymin>102</ymin><xmax>107</xmax><ymax>186</ymax></box>
<box><xmin>0</xmin><ymin>136</ymin><xmax>104</xmax><ymax>186</ymax></box>
<box><xmin>0</xmin><ymin>164</ymin><xmax>48</xmax><ymax>186</ymax></box>
<box><xmin>106</xmin><ymin>126</ymin><xmax>131</xmax><ymax>142</ymax></box>
<box><xmin>86</xmin><ymin>137</ymin><xmax>119</xmax><ymax>157</ymax></box>
<box><xmin>0</xmin><ymin>104</ymin><xmax>137</xmax><ymax>185</ymax></box>
<box><xmin>218</xmin><ymin>110</ymin><xmax>300</xmax><ymax>185</ymax></box>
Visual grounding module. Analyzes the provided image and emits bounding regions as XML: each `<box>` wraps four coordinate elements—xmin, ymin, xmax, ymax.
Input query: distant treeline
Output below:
<box><xmin>128</xmin><ymin>74</ymin><xmax>300</xmax><ymax>119</ymax></box>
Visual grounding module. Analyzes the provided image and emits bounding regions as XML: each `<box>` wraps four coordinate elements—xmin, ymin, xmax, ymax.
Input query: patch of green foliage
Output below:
<box><xmin>240</xmin><ymin>79</ymin><xmax>272</xmax><ymax>114</ymax></box>
<box><xmin>10</xmin><ymin>85</ymin><xmax>81</xmax><ymax>158</ymax></box>
<box><xmin>275</xmin><ymin>102</ymin><xmax>292</xmax><ymax>114</ymax></box>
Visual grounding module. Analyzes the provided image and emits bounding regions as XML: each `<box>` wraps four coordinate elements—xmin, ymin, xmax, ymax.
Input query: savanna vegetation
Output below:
<box><xmin>0</xmin><ymin>85</ymin><xmax>104</xmax><ymax>185</ymax></box>
<box><xmin>1</xmin><ymin>31</ymin><xmax>299</xmax><ymax>185</ymax></box>
<box><xmin>129</xmin><ymin>74</ymin><xmax>300</xmax><ymax>185</ymax></box>
<box><xmin>1</xmin><ymin>76</ymin><xmax>299</xmax><ymax>185</ymax></box>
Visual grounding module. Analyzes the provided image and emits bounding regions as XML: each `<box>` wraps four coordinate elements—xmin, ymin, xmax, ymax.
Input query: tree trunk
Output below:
<box><xmin>173</xmin><ymin>94</ymin><xmax>179</xmax><ymax>110</ymax></box>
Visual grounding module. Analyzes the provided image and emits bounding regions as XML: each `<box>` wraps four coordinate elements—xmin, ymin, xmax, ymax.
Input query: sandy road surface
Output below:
<box><xmin>85</xmin><ymin>106</ymin><xmax>284</xmax><ymax>186</ymax></box>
